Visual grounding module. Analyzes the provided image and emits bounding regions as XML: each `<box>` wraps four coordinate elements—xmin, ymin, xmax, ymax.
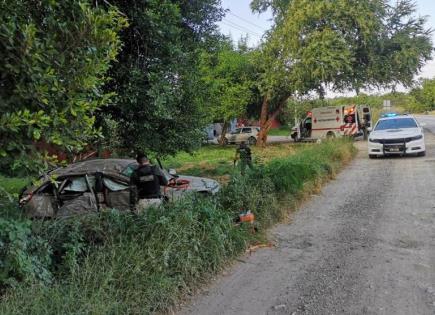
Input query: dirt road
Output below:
<box><xmin>179</xmin><ymin>118</ymin><xmax>435</xmax><ymax>315</ymax></box>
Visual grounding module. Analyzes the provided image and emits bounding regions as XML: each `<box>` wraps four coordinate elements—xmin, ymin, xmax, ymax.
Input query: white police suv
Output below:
<box><xmin>368</xmin><ymin>114</ymin><xmax>425</xmax><ymax>158</ymax></box>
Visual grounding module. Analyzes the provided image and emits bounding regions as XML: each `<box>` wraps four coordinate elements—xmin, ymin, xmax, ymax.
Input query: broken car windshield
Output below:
<box><xmin>121</xmin><ymin>163</ymin><xmax>138</xmax><ymax>177</ymax></box>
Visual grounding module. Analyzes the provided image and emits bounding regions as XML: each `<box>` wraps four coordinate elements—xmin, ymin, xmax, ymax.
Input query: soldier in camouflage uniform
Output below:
<box><xmin>234</xmin><ymin>141</ymin><xmax>254</xmax><ymax>175</ymax></box>
<box><xmin>130</xmin><ymin>153</ymin><xmax>168</xmax><ymax>212</ymax></box>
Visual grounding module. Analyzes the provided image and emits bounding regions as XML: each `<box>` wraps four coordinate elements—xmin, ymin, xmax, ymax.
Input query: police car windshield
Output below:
<box><xmin>375</xmin><ymin>118</ymin><xmax>417</xmax><ymax>131</ymax></box>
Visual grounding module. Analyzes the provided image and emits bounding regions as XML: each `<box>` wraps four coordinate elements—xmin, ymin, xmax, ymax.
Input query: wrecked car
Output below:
<box><xmin>19</xmin><ymin>158</ymin><xmax>220</xmax><ymax>218</ymax></box>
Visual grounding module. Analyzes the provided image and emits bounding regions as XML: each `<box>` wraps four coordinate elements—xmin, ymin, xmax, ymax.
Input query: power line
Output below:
<box><xmin>221</xmin><ymin>18</ymin><xmax>262</xmax><ymax>37</ymax></box>
<box><xmin>223</xmin><ymin>18</ymin><xmax>261</xmax><ymax>35</ymax></box>
<box><xmin>221</xmin><ymin>20</ymin><xmax>261</xmax><ymax>36</ymax></box>
<box><xmin>227</xmin><ymin>11</ymin><xmax>267</xmax><ymax>32</ymax></box>
<box><xmin>221</xmin><ymin>21</ymin><xmax>261</xmax><ymax>39</ymax></box>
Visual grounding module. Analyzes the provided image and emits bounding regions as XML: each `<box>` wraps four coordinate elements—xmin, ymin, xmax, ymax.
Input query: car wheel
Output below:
<box><xmin>223</xmin><ymin>138</ymin><xmax>228</xmax><ymax>145</ymax></box>
<box><xmin>417</xmin><ymin>151</ymin><xmax>426</xmax><ymax>157</ymax></box>
<box><xmin>369</xmin><ymin>154</ymin><xmax>377</xmax><ymax>159</ymax></box>
<box><xmin>248</xmin><ymin>137</ymin><xmax>257</xmax><ymax>145</ymax></box>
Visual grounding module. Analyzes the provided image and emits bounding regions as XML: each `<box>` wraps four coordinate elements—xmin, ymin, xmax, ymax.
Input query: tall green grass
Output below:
<box><xmin>0</xmin><ymin>139</ymin><xmax>355</xmax><ymax>314</ymax></box>
<box><xmin>162</xmin><ymin>143</ymin><xmax>301</xmax><ymax>180</ymax></box>
<box><xmin>163</xmin><ymin>145</ymin><xmax>236</xmax><ymax>169</ymax></box>
<box><xmin>1</xmin><ymin>199</ymin><xmax>253</xmax><ymax>314</ymax></box>
<box><xmin>0</xmin><ymin>175</ymin><xmax>30</xmax><ymax>195</ymax></box>
<box><xmin>265</xmin><ymin>140</ymin><xmax>354</xmax><ymax>194</ymax></box>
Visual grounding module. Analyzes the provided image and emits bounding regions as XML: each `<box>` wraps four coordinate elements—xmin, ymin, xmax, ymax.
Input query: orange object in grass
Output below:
<box><xmin>239</xmin><ymin>211</ymin><xmax>255</xmax><ymax>224</ymax></box>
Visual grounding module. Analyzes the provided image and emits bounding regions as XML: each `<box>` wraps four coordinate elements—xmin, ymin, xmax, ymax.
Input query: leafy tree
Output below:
<box><xmin>380</xmin><ymin>1</ymin><xmax>433</xmax><ymax>89</ymax></box>
<box><xmin>252</xmin><ymin>0</ymin><xmax>433</xmax><ymax>146</ymax></box>
<box><xmin>198</xmin><ymin>40</ymin><xmax>255</xmax><ymax>144</ymax></box>
<box><xmin>101</xmin><ymin>0</ymin><xmax>224</xmax><ymax>156</ymax></box>
<box><xmin>250</xmin><ymin>0</ymin><xmax>291</xmax><ymax>20</ymax></box>
<box><xmin>409</xmin><ymin>78</ymin><xmax>435</xmax><ymax>111</ymax></box>
<box><xmin>0</xmin><ymin>0</ymin><xmax>126</xmax><ymax>174</ymax></box>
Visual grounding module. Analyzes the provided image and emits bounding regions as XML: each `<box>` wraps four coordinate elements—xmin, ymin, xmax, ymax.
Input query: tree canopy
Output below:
<box><xmin>198</xmin><ymin>39</ymin><xmax>256</xmax><ymax>142</ymax></box>
<box><xmin>409</xmin><ymin>78</ymin><xmax>435</xmax><ymax>112</ymax></box>
<box><xmin>100</xmin><ymin>0</ymin><xmax>224</xmax><ymax>156</ymax></box>
<box><xmin>283</xmin><ymin>0</ymin><xmax>432</xmax><ymax>92</ymax></box>
<box><xmin>0</xmin><ymin>0</ymin><xmax>126</xmax><ymax>174</ymax></box>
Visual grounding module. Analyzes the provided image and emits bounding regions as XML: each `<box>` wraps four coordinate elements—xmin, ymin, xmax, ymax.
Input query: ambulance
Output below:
<box><xmin>290</xmin><ymin>105</ymin><xmax>372</xmax><ymax>141</ymax></box>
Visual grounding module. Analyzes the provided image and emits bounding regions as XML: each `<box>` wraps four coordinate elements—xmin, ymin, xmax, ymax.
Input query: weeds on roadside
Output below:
<box><xmin>0</xmin><ymin>139</ymin><xmax>355</xmax><ymax>314</ymax></box>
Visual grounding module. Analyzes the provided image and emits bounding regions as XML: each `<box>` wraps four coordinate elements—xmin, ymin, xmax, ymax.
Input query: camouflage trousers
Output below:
<box><xmin>135</xmin><ymin>198</ymin><xmax>162</xmax><ymax>214</ymax></box>
<box><xmin>240</xmin><ymin>159</ymin><xmax>254</xmax><ymax>175</ymax></box>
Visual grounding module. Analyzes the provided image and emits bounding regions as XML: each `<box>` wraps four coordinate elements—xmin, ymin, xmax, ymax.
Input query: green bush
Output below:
<box><xmin>0</xmin><ymin>176</ymin><xmax>30</xmax><ymax>196</ymax></box>
<box><xmin>0</xmin><ymin>1</ymin><xmax>126</xmax><ymax>175</ymax></box>
<box><xmin>0</xmin><ymin>218</ymin><xmax>52</xmax><ymax>289</ymax></box>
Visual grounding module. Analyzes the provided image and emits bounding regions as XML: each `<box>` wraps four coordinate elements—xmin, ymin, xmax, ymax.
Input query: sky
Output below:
<box><xmin>218</xmin><ymin>0</ymin><xmax>435</xmax><ymax>96</ymax></box>
<box><xmin>219</xmin><ymin>0</ymin><xmax>273</xmax><ymax>47</ymax></box>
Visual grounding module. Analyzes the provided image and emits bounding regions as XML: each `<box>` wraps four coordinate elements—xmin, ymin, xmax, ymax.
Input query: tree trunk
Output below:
<box><xmin>257</xmin><ymin>95</ymin><xmax>288</xmax><ymax>147</ymax></box>
<box><xmin>219</xmin><ymin>120</ymin><xmax>229</xmax><ymax>145</ymax></box>
<box><xmin>257</xmin><ymin>96</ymin><xmax>270</xmax><ymax>147</ymax></box>
<box><xmin>355</xmin><ymin>86</ymin><xmax>360</xmax><ymax>96</ymax></box>
<box><xmin>317</xmin><ymin>86</ymin><xmax>325</xmax><ymax>100</ymax></box>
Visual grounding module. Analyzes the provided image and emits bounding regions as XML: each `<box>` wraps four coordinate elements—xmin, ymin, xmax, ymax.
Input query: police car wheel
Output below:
<box><xmin>417</xmin><ymin>151</ymin><xmax>426</xmax><ymax>157</ymax></box>
<box><xmin>248</xmin><ymin>137</ymin><xmax>257</xmax><ymax>145</ymax></box>
<box><xmin>369</xmin><ymin>154</ymin><xmax>377</xmax><ymax>159</ymax></box>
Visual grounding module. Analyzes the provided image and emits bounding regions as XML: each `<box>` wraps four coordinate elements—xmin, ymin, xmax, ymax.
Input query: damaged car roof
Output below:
<box><xmin>49</xmin><ymin>158</ymin><xmax>135</xmax><ymax>176</ymax></box>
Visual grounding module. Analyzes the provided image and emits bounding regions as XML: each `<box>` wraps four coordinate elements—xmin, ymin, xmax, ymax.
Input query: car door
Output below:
<box><xmin>23</xmin><ymin>182</ymin><xmax>58</xmax><ymax>218</ymax></box>
<box><xmin>229</xmin><ymin>128</ymin><xmax>241</xmax><ymax>143</ymax></box>
<box><xmin>57</xmin><ymin>175</ymin><xmax>99</xmax><ymax>217</ymax></box>
<box><xmin>104</xmin><ymin>176</ymin><xmax>130</xmax><ymax>211</ymax></box>
<box><xmin>240</xmin><ymin>128</ymin><xmax>252</xmax><ymax>142</ymax></box>
<box><xmin>361</xmin><ymin>106</ymin><xmax>372</xmax><ymax>127</ymax></box>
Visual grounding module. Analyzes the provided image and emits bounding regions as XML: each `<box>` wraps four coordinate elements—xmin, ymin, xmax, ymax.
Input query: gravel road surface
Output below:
<box><xmin>179</xmin><ymin>117</ymin><xmax>435</xmax><ymax>315</ymax></box>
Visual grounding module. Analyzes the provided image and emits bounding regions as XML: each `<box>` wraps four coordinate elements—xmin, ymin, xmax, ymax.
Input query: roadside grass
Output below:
<box><xmin>268</xmin><ymin>125</ymin><xmax>291</xmax><ymax>136</ymax></box>
<box><xmin>0</xmin><ymin>139</ymin><xmax>356</xmax><ymax>315</ymax></box>
<box><xmin>164</xmin><ymin>143</ymin><xmax>302</xmax><ymax>180</ymax></box>
<box><xmin>0</xmin><ymin>175</ymin><xmax>29</xmax><ymax>195</ymax></box>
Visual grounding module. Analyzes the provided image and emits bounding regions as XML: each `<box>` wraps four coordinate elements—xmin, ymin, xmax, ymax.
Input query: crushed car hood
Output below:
<box><xmin>178</xmin><ymin>175</ymin><xmax>220</xmax><ymax>194</ymax></box>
